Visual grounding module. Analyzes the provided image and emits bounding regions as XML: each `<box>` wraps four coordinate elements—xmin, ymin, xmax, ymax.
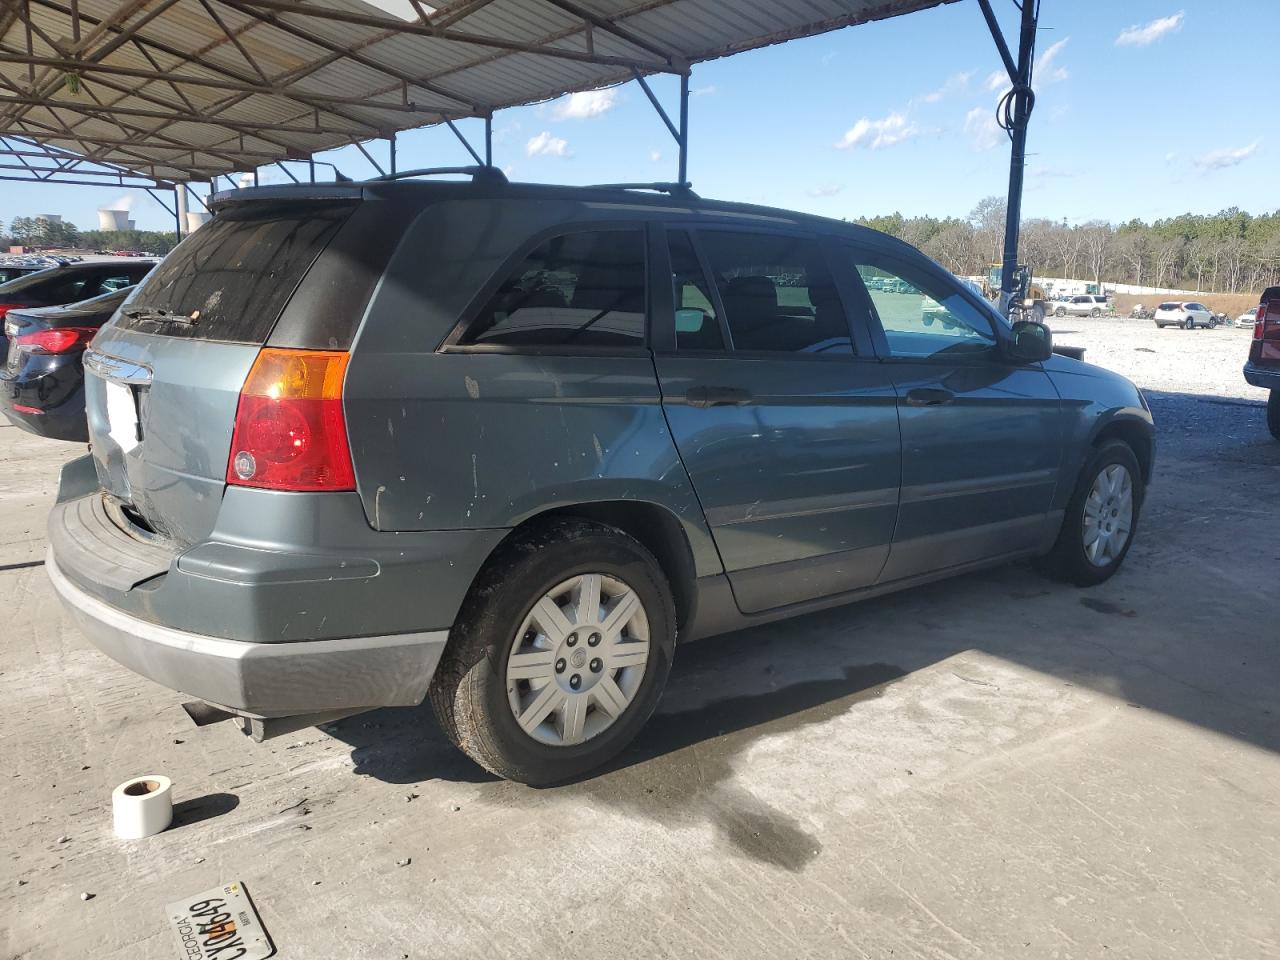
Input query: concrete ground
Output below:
<box><xmin>3</xmin><ymin>320</ymin><xmax>1279</xmax><ymax>959</ymax></box>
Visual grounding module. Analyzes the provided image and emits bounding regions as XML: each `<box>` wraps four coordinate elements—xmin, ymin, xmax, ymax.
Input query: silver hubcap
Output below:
<box><xmin>505</xmin><ymin>574</ymin><xmax>650</xmax><ymax>747</ymax></box>
<box><xmin>1082</xmin><ymin>463</ymin><xmax>1134</xmax><ymax>567</ymax></box>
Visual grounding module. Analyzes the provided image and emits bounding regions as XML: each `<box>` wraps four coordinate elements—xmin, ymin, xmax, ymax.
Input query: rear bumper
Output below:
<box><xmin>47</xmin><ymin>550</ymin><xmax>448</xmax><ymax>718</ymax></box>
<box><xmin>1243</xmin><ymin>362</ymin><xmax>1280</xmax><ymax>391</ymax></box>
<box><xmin>0</xmin><ymin>365</ymin><xmax>88</xmax><ymax>442</ymax></box>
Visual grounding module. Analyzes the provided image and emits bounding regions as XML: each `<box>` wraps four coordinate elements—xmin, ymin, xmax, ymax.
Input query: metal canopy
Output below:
<box><xmin>0</xmin><ymin>0</ymin><xmax>956</xmax><ymax>185</ymax></box>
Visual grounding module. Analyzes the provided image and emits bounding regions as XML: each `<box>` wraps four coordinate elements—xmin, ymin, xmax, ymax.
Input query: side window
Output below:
<box><xmin>463</xmin><ymin>229</ymin><xmax>646</xmax><ymax>348</ymax></box>
<box><xmin>45</xmin><ymin>274</ymin><xmax>94</xmax><ymax>303</ymax></box>
<box><xmin>100</xmin><ymin>272</ymin><xmax>137</xmax><ymax>293</ymax></box>
<box><xmin>848</xmin><ymin>253</ymin><xmax>997</xmax><ymax>359</ymax></box>
<box><xmin>698</xmin><ymin>231</ymin><xmax>853</xmax><ymax>355</ymax></box>
<box><xmin>666</xmin><ymin>230</ymin><xmax>724</xmax><ymax>351</ymax></box>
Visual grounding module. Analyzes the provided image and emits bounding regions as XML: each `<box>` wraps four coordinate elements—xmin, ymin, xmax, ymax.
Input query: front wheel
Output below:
<box><xmin>1055</xmin><ymin>306</ymin><xmax>1067</xmax><ymax>317</ymax></box>
<box><xmin>429</xmin><ymin>518</ymin><xmax>676</xmax><ymax>785</ymax></box>
<box><xmin>1090</xmin><ymin>308</ymin><xmax>1101</xmax><ymax>318</ymax></box>
<box><xmin>1268</xmin><ymin>390</ymin><xmax>1280</xmax><ymax>441</ymax></box>
<box><xmin>1035</xmin><ymin>440</ymin><xmax>1143</xmax><ymax>587</ymax></box>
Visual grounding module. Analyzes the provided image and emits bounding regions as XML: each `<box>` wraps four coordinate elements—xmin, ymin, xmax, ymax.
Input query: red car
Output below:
<box><xmin>1244</xmin><ymin>286</ymin><xmax>1280</xmax><ymax>439</ymax></box>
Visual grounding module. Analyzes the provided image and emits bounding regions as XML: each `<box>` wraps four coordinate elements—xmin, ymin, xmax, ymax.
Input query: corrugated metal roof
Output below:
<box><xmin>0</xmin><ymin>0</ymin><xmax>957</xmax><ymax>184</ymax></box>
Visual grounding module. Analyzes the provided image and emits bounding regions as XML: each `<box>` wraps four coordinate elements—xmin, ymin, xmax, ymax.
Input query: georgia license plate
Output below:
<box><xmin>166</xmin><ymin>882</ymin><xmax>274</xmax><ymax>960</ymax></box>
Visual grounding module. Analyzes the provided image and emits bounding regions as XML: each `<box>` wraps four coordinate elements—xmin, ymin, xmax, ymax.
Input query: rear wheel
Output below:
<box><xmin>1090</xmin><ymin>307</ymin><xmax>1101</xmax><ymax>318</ymax></box>
<box><xmin>1055</xmin><ymin>306</ymin><xmax>1067</xmax><ymax>317</ymax></box>
<box><xmin>1268</xmin><ymin>390</ymin><xmax>1280</xmax><ymax>441</ymax></box>
<box><xmin>1183</xmin><ymin>317</ymin><xmax>1194</xmax><ymax>330</ymax></box>
<box><xmin>428</xmin><ymin>518</ymin><xmax>676</xmax><ymax>785</ymax></box>
<box><xmin>1035</xmin><ymin>440</ymin><xmax>1142</xmax><ymax>587</ymax></box>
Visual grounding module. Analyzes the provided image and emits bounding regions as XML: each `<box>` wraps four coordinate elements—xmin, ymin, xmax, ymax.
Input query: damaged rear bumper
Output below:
<box><xmin>47</xmin><ymin>550</ymin><xmax>448</xmax><ymax>719</ymax></box>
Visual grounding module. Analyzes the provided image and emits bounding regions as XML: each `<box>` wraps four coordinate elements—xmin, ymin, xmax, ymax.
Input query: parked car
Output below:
<box><xmin>1053</xmin><ymin>294</ymin><xmax>1111</xmax><ymax>318</ymax></box>
<box><xmin>0</xmin><ymin>259</ymin><xmax>155</xmax><ymax>324</ymax></box>
<box><xmin>1238</xmin><ymin>305</ymin><xmax>1260</xmax><ymax>328</ymax></box>
<box><xmin>1153</xmin><ymin>301</ymin><xmax>1218</xmax><ymax>329</ymax></box>
<box><xmin>0</xmin><ymin>254</ymin><xmax>80</xmax><ymax>284</ymax></box>
<box><xmin>1243</xmin><ymin>287</ymin><xmax>1280</xmax><ymax>440</ymax></box>
<box><xmin>1</xmin><ymin>286</ymin><xmax>135</xmax><ymax>441</ymax></box>
<box><xmin>45</xmin><ymin>175</ymin><xmax>1155</xmax><ymax>785</ymax></box>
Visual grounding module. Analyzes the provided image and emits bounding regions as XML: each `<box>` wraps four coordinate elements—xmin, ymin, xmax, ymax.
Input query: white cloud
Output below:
<box><xmin>1164</xmin><ymin>151</ymin><xmax>1177</xmax><ymax>164</ymax></box>
<box><xmin>1116</xmin><ymin>11</ymin><xmax>1184</xmax><ymax>47</ymax></box>
<box><xmin>1193</xmin><ymin>142</ymin><xmax>1259</xmax><ymax>171</ymax></box>
<box><xmin>807</xmin><ymin>184</ymin><xmax>842</xmax><ymax>198</ymax></box>
<box><xmin>552</xmin><ymin>88</ymin><xmax>618</xmax><ymax>120</ymax></box>
<box><xmin>690</xmin><ymin>85</ymin><xmax>718</xmax><ymax>97</ymax></box>
<box><xmin>649</xmin><ymin>149</ymin><xmax>662</xmax><ymax>163</ymax></box>
<box><xmin>964</xmin><ymin>107</ymin><xmax>1004</xmax><ymax>152</ymax></box>
<box><xmin>1035</xmin><ymin>37</ymin><xmax>1069</xmax><ymax>84</ymax></box>
<box><xmin>922</xmin><ymin>70</ymin><xmax>973</xmax><ymax>104</ymax></box>
<box><xmin>984</xmin><ymin>69</ymin><xmax>1009</xmax><ymax>93</ymax></box>
<box><xmin>526</xmin><ymin>131</ymin><xmax>570</xmax><ymax>157</ymax></box>
<box><xmin>835</xmin><ymin>112</ymin><xmax>918</xmax><ymax>150</ymax></box>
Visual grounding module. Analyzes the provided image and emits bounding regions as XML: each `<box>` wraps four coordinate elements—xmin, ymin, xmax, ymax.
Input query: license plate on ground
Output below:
<box><xmin>166</xmin><ymin>882</ymin><xmax>274</xmax><ymax>960</ymax></box>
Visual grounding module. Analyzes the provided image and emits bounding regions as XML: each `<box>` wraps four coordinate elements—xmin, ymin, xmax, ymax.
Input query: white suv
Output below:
<box><xmin>1054</xmin><ymin>295</ymin><xmax>1111</xmax><ymax>318</ymax></box>
<box><xmin>1154</xmin><ymin>301</ymin><xmax>1217</xmax><ymax>330</ymax></box>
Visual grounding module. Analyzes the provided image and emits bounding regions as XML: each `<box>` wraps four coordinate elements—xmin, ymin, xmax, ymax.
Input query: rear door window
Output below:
<box><xmin>115</xmin><ymin>202</ymin><xmax>354</xmax><ymax>343</ymax></box>
<box><xmin>667</xmin><ymin>230</ymin><xmax>724</xmax><ymax>351</ymax></box>
<box><xmin>696</xmin><ymin>231</ymin><xmax>853</xmax><ymax>354</ymax></box>
<box><xmin>462</xmin><ymin>228</ymin><xmax>647</xmax><ymax>348</ymax></box>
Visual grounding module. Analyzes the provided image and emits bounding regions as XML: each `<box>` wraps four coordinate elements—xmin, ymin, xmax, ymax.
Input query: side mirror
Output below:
<box><xmin>1008</xmin><ymin>319</ymin><xmax>1053</xmax><ymax>363</ymax></box>
<box><xmin>675</xmin><ymin>307</ymin><xmax>708</xmax><ymax>333</ymax></box>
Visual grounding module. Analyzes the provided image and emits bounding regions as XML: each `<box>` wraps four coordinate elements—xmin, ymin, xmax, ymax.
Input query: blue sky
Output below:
<box><xmin>2</xmin><ymin>0</ymin><xmax>1275</xmax><ymax>232</ymax></box>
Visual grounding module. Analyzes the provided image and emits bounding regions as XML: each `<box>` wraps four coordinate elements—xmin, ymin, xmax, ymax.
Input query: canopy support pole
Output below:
<box><xmin>484</xmin><ymin>116</ymin><xmax>492</xmax><ymax>166</ymax></box>
<box><xmin>389</xmin><ymin>131</ymin><xmax>397</xmax><ymax>175</ymax></box>
<box><xmin>632</xmin><ymin>67</ymin><xmax>692</xmax><ymax>188</ymax></box>
<box><xmin>978</xmin><ymin>0</ymin><xmax>1038</xmax><ymax>317</ymax></box>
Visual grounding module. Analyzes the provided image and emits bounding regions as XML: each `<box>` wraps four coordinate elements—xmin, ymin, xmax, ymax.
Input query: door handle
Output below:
<box><xmin>904</xmin><ymin>387</ymin><xmax>955</xmax><ymax>407</ymax></box>
<box><xmin>687</xmin><ymin>386</ymin><xmax>752</xmax><ymax>408</ymax></box>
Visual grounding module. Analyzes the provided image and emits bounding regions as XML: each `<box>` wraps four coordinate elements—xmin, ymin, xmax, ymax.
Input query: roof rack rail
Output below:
<box><xmin>369</xmin><ymin>165</ymin><xmax>508</xmax><ymax>184</ymax></box>
<box><xmin>588</xmin><ymin>181</ymin><xmax>698</xmax><ymax>198</ymax></box>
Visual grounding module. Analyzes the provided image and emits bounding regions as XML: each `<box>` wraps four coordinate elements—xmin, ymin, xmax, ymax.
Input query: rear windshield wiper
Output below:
<box><xmin>121</xmin><ymin>305</ymin><xmax>200</xmax><ymax>326</ymax></box>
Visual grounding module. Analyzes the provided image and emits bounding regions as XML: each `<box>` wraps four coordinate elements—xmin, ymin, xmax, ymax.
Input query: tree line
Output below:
<box><xmin>1</xmin><ymin>216</ymin><xmax>177</xmax><ymax>255</ymax></box>
<box><xmin>856</xmin><ymin>199</ymin><xmax>1280</xmax><ymax>294</ymax></box>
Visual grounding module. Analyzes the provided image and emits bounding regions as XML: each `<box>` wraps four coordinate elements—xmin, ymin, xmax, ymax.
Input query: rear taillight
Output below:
<box><xmin>0</xmin><ymin>304</ymin><xmax>21</xmax><ymax>321</ymax></box>
<box><xmin>1255</xmin><ymin>301</ymin><xmax>1274</xmax><ymax>341</ymax></box>
<box><xmin>226</xmin><ymin>348</ymin><xmax>355</xmax><ymax>492</ymax></box>
<box><xmin>14</xmin><ymin>326</ymin><xmax>98</xmax><ymax>354</ymax></box>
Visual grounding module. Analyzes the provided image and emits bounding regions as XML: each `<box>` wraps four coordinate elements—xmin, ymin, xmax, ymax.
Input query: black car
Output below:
<box><xmin>2</xmin><ymin>286</ymin><xmax>135</xmax><ymax>440</ymax></box>
<box><xmin>0</xmin><ymin>259</ymin><xmax>154</xmax><ymax>319</ymax></box>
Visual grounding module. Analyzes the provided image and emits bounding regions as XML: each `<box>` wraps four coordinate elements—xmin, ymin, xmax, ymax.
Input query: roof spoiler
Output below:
<box><xmin>209</xmin><ymin>183</ymin><xmax>365</xmax><ymax>211</ymax></box>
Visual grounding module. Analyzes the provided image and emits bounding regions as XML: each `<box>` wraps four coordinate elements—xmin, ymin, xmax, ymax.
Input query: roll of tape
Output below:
<box><xmin>112</xmin><ymin>775</ymin><xmax>173</xmax><ymax>839</ymax></box>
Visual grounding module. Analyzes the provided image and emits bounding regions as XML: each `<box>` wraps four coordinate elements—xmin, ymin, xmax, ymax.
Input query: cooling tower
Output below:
<box><xmin>98</xmin><ymin>208</ymin><xmax>130</xmax><ymax>231</ymax></box>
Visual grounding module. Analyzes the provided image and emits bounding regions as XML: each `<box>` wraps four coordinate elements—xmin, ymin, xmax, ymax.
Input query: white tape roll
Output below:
<box><xmin>112</xmin><ymin>775</ymin><xmax>173</xmax><ymax>839</ymax></box>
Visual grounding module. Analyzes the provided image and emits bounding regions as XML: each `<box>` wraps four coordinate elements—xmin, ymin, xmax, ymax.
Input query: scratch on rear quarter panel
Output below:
<box><xmin>374</xmin><ymin>484</ymin><xmax>386</xmax><ymax>529</ymax></box>
<box><xmin>464</xmin><ymin>375</ymin><xmax>480</xmax><ymax>399</ymax></box>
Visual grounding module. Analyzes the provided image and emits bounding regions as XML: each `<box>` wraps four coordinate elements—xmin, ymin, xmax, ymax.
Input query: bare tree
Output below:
<box><xmin>1081</xmin><ymin>222</ymin><xmax>1113</xmax><ymax>287</ymax></box>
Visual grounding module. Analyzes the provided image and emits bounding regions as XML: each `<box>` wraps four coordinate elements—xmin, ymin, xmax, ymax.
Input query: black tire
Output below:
<box><xmin>1183</xmin><ymin>317</ymin><xmax>1194</xmax><ymax>330</ymax></box>
<box><xmin>1268</xmin><ymin>390</ymin><xmax>1280</xmax><ymax>441</ymax></box>
<box><xmin>428</xmin><ymin>518</ymin><xmax>676</xmax><ymax>785</ymax></box>
<box><xmin>1035</xmin><ymin>440</ymin><xmax>1143</xmax><ymax>587</ymax></box>
<box><xmin>1090</xmin><ymin>308</ymin><xmax>1101</xmax><ymax>318</ymax></box>
<box><xmin>1055</xmin><ymin>306</ymin><xmax>1066</xmax><ymax>318</ymax></box>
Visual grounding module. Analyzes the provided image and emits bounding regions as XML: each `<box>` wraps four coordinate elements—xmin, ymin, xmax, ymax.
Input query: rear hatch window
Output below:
<box><xmin>1157</xmin><ymin>302</ymin><xmax>1180</xmax><ymax>311</ymax></box>
<box><xmin>115</xmin><ymin>202</ymin><xmax>355</xmax><ymax>343</ymax></box>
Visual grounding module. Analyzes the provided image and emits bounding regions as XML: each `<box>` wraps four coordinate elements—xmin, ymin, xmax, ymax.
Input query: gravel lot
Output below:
<box><xmin>1048</xmin><ymin>313</ymin><xmax>1265</xmax><ymax>402</ymax></box>
<box><xmin>2</xmin><ymin>324</ymin><xmax>1278</xmax><ymax>959</ymax></box>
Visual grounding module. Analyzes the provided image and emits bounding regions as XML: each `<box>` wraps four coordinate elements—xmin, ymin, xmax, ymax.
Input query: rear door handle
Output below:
<box><xmin>904</xmin><ymin>387</ymin><xmax>955</xmax><ymax>407</ymax></box>
<box><xmin>687</xmin><ymin>386</ymin><xmax>752</xmax><ymax>408</ymax></box>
